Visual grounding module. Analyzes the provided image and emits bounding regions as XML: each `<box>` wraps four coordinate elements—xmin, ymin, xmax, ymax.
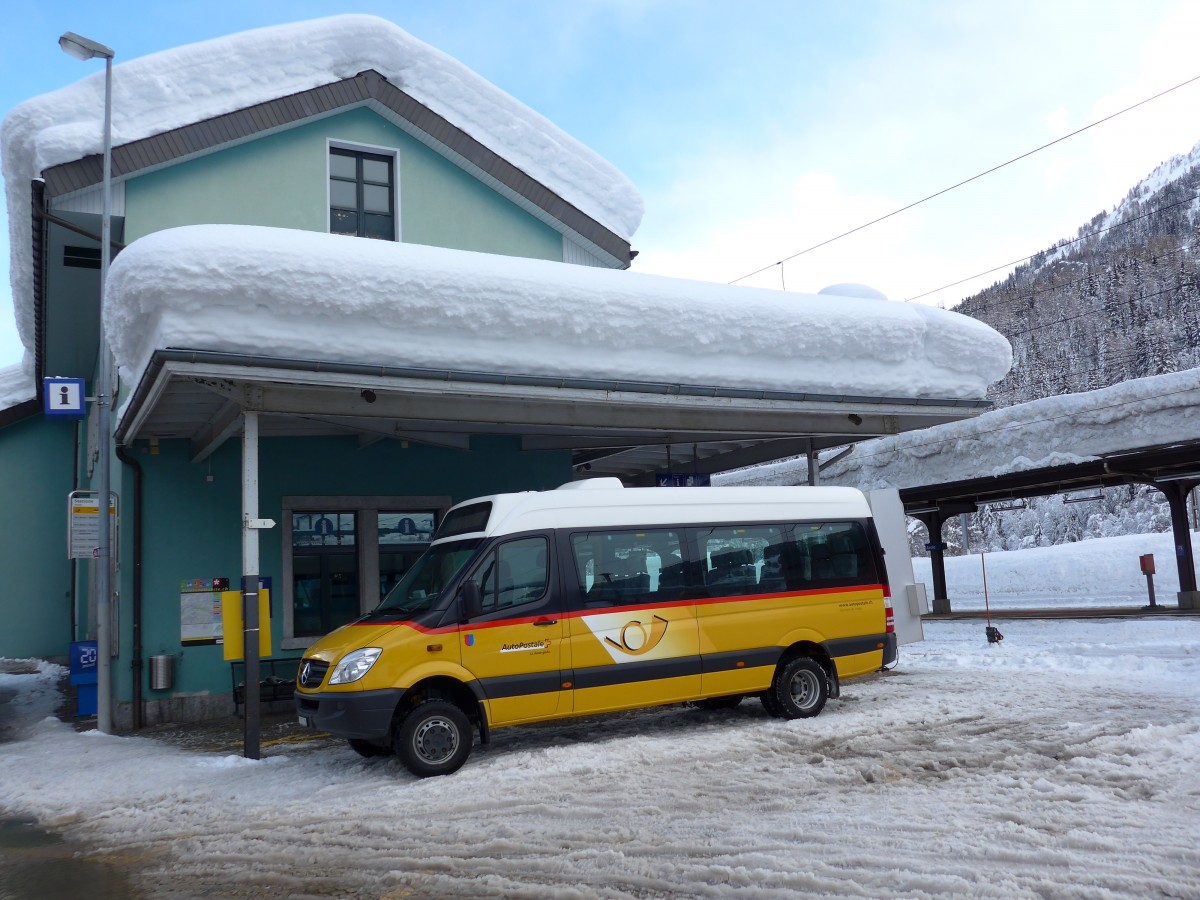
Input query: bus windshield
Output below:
<box><xmin>375</xmin><ymin>538</ymin><xmax>482</xmax><ymax>615</ymax></box>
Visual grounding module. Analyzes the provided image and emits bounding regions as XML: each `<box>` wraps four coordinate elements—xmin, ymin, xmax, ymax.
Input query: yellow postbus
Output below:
<box><xmin>295</xmin><ymin>479</ymin><xmax>896</xmax><ymax>776</ymax></box>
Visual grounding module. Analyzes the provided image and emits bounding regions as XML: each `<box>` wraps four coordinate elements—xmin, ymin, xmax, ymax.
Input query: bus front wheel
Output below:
<box><xmin>394</xmin><ymin>700</ymin><xmax>473</xmax><ymax>777</ymax></box>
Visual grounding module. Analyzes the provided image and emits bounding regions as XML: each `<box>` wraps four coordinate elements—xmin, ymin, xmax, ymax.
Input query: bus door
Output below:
<box><xmin>564</xmin><ymin>528</ymin><xmax>700</xmax><ymax>714</ymax></box>
<box><xmin>458</xmin><ymin>534</ymin><xmax>569</xmax><ymax>725</ymax></box>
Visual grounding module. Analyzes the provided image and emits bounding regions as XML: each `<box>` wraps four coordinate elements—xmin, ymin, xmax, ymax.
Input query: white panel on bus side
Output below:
<box><xmin>866</xmin><ymin>488</ymin><xmax>925</xmax><ymax>646</ymax></box>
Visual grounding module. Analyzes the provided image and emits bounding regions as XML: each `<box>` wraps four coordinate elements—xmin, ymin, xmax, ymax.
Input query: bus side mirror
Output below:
<box><xmin>460</xmin><ymin>580</ymin><xmax>483</xmax><ymax>620</ymax></box>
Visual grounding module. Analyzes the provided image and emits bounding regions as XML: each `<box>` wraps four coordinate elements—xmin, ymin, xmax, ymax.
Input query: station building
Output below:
<box><xmin>0</xmin><ymin>15</ymin><xmax>1010</xmax><ymax>728</ymax></box>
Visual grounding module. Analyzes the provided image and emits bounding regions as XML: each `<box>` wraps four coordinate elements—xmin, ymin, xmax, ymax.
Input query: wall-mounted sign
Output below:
<box><xmin>655</xmin><ymin>474</ymin><xmax>711</xmax><ymax>487</ymax></box>
<box><xmin>67</xmin><ymin>490</ymin><xmax>118</xmax><ymax>560</ymax></box>
<box><xmin>43</xmin><ymin>377</ymin><xmax>86</xmax><ymax>418</ymax></box>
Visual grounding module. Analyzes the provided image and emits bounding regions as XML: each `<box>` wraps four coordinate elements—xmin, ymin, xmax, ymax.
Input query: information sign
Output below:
<box><xmin>655</xmin><ymin>473</ymin><xmax>711</xmax><ymax>487</ymax></box>
<box><xmin>43</xmin><ymin>377</ymin><xmax>86</xmax><ymax>417</ymax></box>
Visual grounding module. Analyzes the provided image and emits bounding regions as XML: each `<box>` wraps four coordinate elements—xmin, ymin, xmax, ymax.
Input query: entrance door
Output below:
<box><xmin>458</xmin><ymin>535</ymin><xmax>568</xmax><ymax>725</ymax></box>
<box><xmin>291</xmin><ymin>511</ymin><xmax>359</xmax><ymax>637</ymax></box>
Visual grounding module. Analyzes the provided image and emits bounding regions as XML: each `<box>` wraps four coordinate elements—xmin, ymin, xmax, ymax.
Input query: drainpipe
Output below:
<box><xmin>115</xmin><ymin>445</ymin><xmax>144</xmax><ymax>729</ymax></box>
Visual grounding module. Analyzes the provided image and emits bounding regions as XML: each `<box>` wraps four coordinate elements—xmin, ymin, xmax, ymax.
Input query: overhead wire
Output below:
<box><xmin>727</xmin><ymin>72</ymin><xmax>1200</xmax><ymax>287</ymax></box>
<box><xmin>911</xmin><ymin>192</ymin><xmax>1200</xmax><ymax>304</ymax></box>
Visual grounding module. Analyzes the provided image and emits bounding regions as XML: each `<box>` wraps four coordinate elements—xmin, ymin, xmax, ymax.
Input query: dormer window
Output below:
<box><xmin>329</xmin><ymin>147</ymin><xmax>395</xmax><ymax>240</ymax></box>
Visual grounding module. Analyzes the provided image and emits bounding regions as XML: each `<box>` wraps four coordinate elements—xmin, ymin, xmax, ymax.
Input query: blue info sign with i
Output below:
<box><xmin>43</xmin><ymin>377</ymin><xmax>86</xmax><ymax>417</ymax></box>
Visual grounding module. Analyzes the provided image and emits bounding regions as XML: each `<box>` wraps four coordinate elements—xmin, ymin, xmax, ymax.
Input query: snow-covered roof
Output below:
<box><xmin>0</xmin><ymin>357</ymin><xmax>35</xmax><ymax>413</ymax></box>
<box><xmin>1</xmin><ymin>14</ymin><xmax>644</xmax><ymax>359</ymax></box>
<box><xmin>721</xmin><ymin>368</ymin><xmax>1200</xmax><ymax>490</ymax></box>
<box><xmin>105</xmin><ymin>224</ymin><xmax>1012</xmax><ymax>419</ymax></box>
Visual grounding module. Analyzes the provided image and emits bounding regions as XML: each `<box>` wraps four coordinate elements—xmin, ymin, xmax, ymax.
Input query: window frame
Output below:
<box><xmin>327</xmin><ymin>140</ymin><xmax>401</xmax><ymax>241</ymax></box>
<box><xmin>282</xmin><ymin>494</ymin><xmax>451</xmax><ymax>649</ymax></box>
<box><xmin>462</xmin><ymin>533</ymin><xmax>558</xmax><ymax>624</ymax></box>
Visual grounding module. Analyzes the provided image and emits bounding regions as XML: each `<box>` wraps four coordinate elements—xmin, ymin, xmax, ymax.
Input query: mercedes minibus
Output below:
<box><xmin>295</xmin><ymin>479</ymin><xmax>897</xmax><ymax>776</ymax></box>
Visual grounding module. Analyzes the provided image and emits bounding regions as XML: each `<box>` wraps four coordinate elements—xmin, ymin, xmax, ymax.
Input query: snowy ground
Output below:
<box><xmin>914</xmin><ymin>531</ymin><xmax>1198</xmax><ymax>610</ymax></box>
<box><xmin>2</xmin><ymin>541</ymin><xmax>1200</xmax><ymax>897</ymax></box>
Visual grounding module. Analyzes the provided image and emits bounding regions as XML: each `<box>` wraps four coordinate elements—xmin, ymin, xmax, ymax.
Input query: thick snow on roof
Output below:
<box><xmin>1</xmin><ymin>14</ymin><xmax>643</xmax><ymax>357</ymax></box>
<box><xmin>719</xmin><ymin>368</ymin><xmax>1200</xmax><ymax>489</ymax></box>
<box><xmin>105</xmin><ymin>225</ymin><xmax>1011</xmax><ymax>413</ymax></box>
<box><xmin>0</xmin><ymin>355</ymin><xmax>34</xmax><ymax>412</ymax></box>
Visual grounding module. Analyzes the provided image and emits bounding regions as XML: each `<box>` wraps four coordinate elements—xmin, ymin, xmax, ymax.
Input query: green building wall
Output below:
<box><xmin>0</xmin><ymin>414</ymin><xmax>79</xmax><ymax>658</ymax></box>
<box><xmin>117</xmin><ymin>432</ymin><xmax>571</xmax><ymax>723</ymax></box>
<box><xmin>14</xmin><ymin>103</ymin><xmax>586</xmax><ymax>726</ymax></box>
<box><xmin>123</xmin><ymin>107</ymin><xmax>564</xmax><ymax>261</ymax></box>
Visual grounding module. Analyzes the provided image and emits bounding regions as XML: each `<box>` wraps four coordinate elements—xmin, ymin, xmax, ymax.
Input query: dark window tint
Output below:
<box><xmin>699</xmin><ymin>525</ymin><xmax>784</xmax><ymax>597</ymax></box>
<box><xmin>329</xmin><ymin>148</ymin><xmax>395</xmax><ymax>240</ymax></box>
<box><xmin>435</xmin><ymin>502</ymin><xmax>492</xmax><ymax>540</ymax></box>
<box><xmin>468</xmin><ymin>537</ymin><xmax>549</xmax><ymax>614</ymax></box>
<box><xmin>570</xmin><ymin>529</ymin><xmax>685</xmax><ymax>609</ymax></box>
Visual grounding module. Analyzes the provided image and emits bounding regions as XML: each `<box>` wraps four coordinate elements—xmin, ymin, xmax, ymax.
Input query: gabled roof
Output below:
<box><xmin>40</xmin><ymin>69</ymin><xmax>633</xmax><ymax>266</ymax></box>
<box><xmin>2</xmin><ymin>14</ymin><xmax>643</xmax><ymax>359</ymax></box>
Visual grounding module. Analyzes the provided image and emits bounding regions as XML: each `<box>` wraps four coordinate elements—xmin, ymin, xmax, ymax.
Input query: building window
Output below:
<box><xmin>329</xmin><ymin>147</ymin><xmax>395</xmax><ymax>240</ymax></box>
<box><xmin>378</xmin><ymin>511</ymin><xmax>437</xmax><ymax>598</ymax></box>
<box><xmin>282</xmin><ymin>496</ymin><xmax>451</xmax><ymax>648</ymax></box>
<box><xmin>291</xmin><ymin>511</ymin><xmax>359</xmax><ymax>638</ymax></box>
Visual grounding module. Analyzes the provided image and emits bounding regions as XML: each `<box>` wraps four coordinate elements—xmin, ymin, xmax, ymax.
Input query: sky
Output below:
<box><xmin>3</xmin><ymin>1</ymin><xmax>1200</xmax><ymax>371</ymax></box>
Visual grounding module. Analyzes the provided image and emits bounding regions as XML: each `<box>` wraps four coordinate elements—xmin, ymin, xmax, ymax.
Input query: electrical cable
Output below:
<box><xmin>728</xmin><ymin>72</ymin><xmax>1200</xmax><ymax>287</ymax></box>
<box><xmin>910</xmin><ymin>192</ymin><xmax>1200</xmax><ymax>303</ymax></box>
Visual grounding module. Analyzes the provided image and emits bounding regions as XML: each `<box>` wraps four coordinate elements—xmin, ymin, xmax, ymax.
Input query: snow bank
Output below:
<box><xmin>0</xmin><ymin>659</ymin><xmax>64</xmax><ymax>740</ymax></box>
<box><xmin>1</xmin><ymin>14</ymin><xmax>644</xmax><ymax>357</ymax></box>
<box><xmin>722</xmin><ymin>367</ymin><xmax>1200</xmax><ymax>488</ymax></box>
<box><xmin>914</xmin><ymin>531</ymin><xmax>1199</xmax><ymax>609</ymax></box>
<box><xmin>105</xmin><ymin>224</ymin><xmax>1012</xmax><ymax>408</ymax></box>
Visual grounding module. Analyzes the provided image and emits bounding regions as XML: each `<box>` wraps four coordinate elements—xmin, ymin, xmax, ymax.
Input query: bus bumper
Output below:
<box><xmin>295</xmin><ymin>688</ymin><xmax>404</xmax><ymax>740</ymax></box>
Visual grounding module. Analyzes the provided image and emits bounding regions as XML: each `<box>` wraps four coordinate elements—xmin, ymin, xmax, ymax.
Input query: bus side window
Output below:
<box><xmin>468</xmin><ymin>536</ymin><xmax>549</xmax><ymax>614</ymax></box>
<box><xmin>698</xmin><ymin>525</ymin><xmax>782</xmax><ymax>597</ymax></box>
<box><xmin>571</xmin><ymin>530</ymin><xmax>682</xmax><ymax>609</ymax></box>
<box><xmin>789</xmin><ymin>523</ymin><xmax>876</xmax><ymax>589</ymax></box>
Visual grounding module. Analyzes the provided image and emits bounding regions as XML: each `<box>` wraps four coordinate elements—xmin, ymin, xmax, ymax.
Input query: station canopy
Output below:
<box><xmin>108</xmin><ymin>224</ymin><xmax>1011</xmax><ymax>482</ymax></box>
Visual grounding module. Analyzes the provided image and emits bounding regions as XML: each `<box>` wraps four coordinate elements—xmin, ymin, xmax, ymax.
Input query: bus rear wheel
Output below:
<box><xmin>394</xmin><ymin>700</ymin><xmax>473</xmax><ymax>777</ymax></box>
<box><xmin>767</xmin><ymin>657</ymin><xmax>828</xmax><ymax>719</ymax></box>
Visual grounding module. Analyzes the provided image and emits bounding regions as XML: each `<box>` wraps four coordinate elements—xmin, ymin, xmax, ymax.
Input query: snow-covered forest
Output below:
<box><xmin>963</xmin><ymin>142</ymin><xmax>1200</xmax><ymax>405</ymax></box>
<box><xmin>934</xmin><ymin>141</ymin><xmax>1200</xmax><ymax>554</ymax></box>
<box><xmin>721</xmin><ymin>141</ymin><xmax>1200</xmax><ymax>556</ymax></box>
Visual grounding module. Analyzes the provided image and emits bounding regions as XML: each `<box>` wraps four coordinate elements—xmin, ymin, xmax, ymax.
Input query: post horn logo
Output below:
<box><xmin>604</xmin><ymin>614</ymin><xmax>669</xmax><ymax>656</ymax></box>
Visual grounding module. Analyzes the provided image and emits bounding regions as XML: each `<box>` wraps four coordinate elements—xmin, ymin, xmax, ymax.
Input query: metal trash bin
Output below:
<box><xmin>148</xmin><ymin>654</ymin><xmax>175</xmax><ymax>691</ymax></box>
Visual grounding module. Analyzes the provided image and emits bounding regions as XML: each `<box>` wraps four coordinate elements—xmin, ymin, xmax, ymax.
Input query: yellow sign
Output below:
<box><xmin>221</xmin><ymin>589</ymin><xmax>272</xmax><ymax>661</ymax></box>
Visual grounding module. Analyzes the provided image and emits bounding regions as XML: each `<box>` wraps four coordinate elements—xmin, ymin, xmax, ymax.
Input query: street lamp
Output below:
<box><xmin>60</xmin><ymin>31</ymin><xmax>115</xmax><ymax>734</ymax></box>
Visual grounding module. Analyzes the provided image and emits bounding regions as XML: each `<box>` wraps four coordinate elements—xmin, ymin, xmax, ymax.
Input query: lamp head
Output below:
<box><xmin>59</xmin><ymin>32</ymin><xmax>114</xmax><ymax>61</ymax></box>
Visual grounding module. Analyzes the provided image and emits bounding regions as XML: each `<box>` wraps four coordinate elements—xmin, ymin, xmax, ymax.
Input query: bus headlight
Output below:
<box><xmin>328</xmin><ymin>647</ymin><xmax>382</xmax><ymax>684</ymax></box>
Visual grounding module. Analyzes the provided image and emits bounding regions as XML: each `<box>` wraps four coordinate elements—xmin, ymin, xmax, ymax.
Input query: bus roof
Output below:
<box><xmin>435</xmin><ymin>479</ymin><xmax>873</xmax><ymax>543</ymax></box>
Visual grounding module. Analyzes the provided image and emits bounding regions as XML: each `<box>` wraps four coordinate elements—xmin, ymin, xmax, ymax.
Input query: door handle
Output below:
<box><xmin>533</xmin><ymin>618</ymin><xmax>558</xmax><ymax>626</ymax></box>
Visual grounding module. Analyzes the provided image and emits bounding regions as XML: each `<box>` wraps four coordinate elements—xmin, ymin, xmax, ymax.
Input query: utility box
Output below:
<box><xmin>1140</xmin><ymin>554</ymin><xmax>1155</xmax><ymax>575</ymax></box>
<box><xmin>906</xmin><ymin>582</ymin><xmax>930</xmax><ymax>617</ymax></box>
<box><xmin>68</xmin><ymin>640</ymin><xmax>98</xmax><ymax>717</ymax></box>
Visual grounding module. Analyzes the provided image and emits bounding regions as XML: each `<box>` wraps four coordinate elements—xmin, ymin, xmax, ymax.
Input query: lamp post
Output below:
<box><xmin>60</xmin><ymin>31</ymin><xmax>116</xmax><ymax>734</ymax></box>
